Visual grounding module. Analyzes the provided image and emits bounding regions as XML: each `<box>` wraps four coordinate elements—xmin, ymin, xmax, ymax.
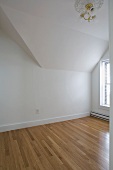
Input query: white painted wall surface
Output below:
<box><xmin>91</xmin><ymin>51</ymin><xmax>109</xmax><ymax>116</ymax></box>
<box><xmin>34</xmin><ymin>68</ymin><xmax>91</xmax><ymax>119</ymax></box>
<box><xmin>0</xmin><ymin>30</ymin><xmax>91</xmax><ymax>130</ymax></box>
<box><xmin>0</xmin><ymin>5</ymin><xmax>108</xmax><ymax>72</ymax></box>
<box><xmin>109</xmin><ymin>0</ymin><xmax>113</xmax><ymax>169</ymax></box>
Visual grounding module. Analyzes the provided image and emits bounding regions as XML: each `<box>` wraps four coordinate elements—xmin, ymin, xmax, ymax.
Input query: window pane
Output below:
<box><xmin>108</xmin><ymin>85</ymin><xmax>110</xmax><ymax>106</ymax></box>
<box><xmin>107</xmin><ymin>63</ymin><xmax>110</xmax><ymax>84</ymax></box>
<box><xmin>100</xmin><ymin>60</ymin><xmax>110</xmax><ymax>107</ymax></box>
<box><xmin>105</xmin><ymin>84</ymin><xmax>110</xmax><ymax>106</ymax></box>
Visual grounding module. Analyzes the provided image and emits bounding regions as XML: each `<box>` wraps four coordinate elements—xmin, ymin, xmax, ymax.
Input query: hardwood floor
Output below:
<box><xmin>0</xmin><ymin>116</ymin><xmax>109</xmax><ymax>170</ymax></box>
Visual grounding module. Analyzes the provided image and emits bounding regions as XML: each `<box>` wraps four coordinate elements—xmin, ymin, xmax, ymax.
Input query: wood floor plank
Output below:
<box><xmin>0</xmin><ymin>116</ymin><xmax>109</xmax><ymax>170</ymax></box>
<box><xmin>45</xmin><ymin>124</ymin><xmax>106</xmax><ymax>170</ymax></box>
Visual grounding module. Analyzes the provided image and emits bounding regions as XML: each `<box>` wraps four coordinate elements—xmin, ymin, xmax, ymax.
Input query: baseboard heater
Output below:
<box><xmin>90</xmin><ymin>112</ymin><xmax>109</xmax><ymax>121</ymax></box>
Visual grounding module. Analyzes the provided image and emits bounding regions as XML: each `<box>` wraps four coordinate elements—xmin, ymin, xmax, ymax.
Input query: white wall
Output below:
<box><xmin>0</xmin><ymin>5</ymin><xmax>108</xmax><ymax>72</ymax></box>
<box><xmin>91</xmin><ymin>50</ymin><xmax>109</xmax><ymax>116</ymax></box>
<box><xmin>109</xmin><ymin>0</ymin><xmax>113</xmax><ymax>169</ymax></box>
<box><xmin>0</xmin><ymin>30</ymin><xmax>91</xmax><ymax>131</ymax></box>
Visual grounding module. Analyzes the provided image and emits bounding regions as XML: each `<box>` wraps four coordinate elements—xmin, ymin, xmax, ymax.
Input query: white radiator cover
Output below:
<box><xmin>90</xmin><ymin>112</ymin><xmax>109</xmax><ymax>121</ymax></box>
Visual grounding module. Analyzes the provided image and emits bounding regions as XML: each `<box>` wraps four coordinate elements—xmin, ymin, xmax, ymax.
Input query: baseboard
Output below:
<box><xmin>0</xmin><ymin>112</ymin><xmax>90</xmax><ymax>132</ymax></box>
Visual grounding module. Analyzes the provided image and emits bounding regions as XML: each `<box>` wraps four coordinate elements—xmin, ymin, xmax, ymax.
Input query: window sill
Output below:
<box><xmin>99</xmin><ymin>105</ymin><xmax>110</xmax><ymax>111</ymax></box>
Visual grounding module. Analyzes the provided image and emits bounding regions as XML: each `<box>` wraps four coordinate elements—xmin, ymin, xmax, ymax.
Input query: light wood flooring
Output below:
<box><xmin>0</xmin><ymin>116</ymin><xmax>109</xmax><ymax>170</ymax></box>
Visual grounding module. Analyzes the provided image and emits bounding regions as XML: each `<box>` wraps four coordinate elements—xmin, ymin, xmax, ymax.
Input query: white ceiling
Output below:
<box><xmin>0</xmin><ymin>0</ymin><xmax>109</xmax><ymax>72</ymax></box>
<box><xmin>0</xmin><ymin>0</ymin><xmax>109</xmax><ymax>40</ymax></box>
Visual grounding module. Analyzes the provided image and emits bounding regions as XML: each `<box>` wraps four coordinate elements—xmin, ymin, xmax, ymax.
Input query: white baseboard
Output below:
<box><xmin>0</xmin><ymin>112</ymin><xmax>90</xmax><ymax>132</ymax></box>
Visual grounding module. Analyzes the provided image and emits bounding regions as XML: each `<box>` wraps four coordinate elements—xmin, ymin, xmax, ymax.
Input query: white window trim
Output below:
<box><xmin>99</xmin><ymin>59</ymin><xmax>110</xmax><ymax>111</ymax></box>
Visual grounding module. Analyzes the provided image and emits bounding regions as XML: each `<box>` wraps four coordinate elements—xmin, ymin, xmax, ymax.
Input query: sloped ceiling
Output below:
<box><xmin>0</xmin><ymin>0</ymin><xmax>109</xmax><ymax>72</ymax></box>
<box><xmin>0</xmin><ymin>7</ymin><xmax>41</xmax><ymax>67</ymax></box>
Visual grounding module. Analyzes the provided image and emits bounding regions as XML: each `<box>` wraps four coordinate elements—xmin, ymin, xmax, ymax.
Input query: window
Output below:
<box><xmin>100</xmin><ymin>60</ymin><xmax>110</xmax><ymax>107</ymax></box>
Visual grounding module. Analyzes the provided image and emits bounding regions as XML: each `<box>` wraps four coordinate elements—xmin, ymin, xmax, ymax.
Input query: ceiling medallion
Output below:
<box><xmin>75</xmin><ymin>0</ymin><xmax>104</xmax><ymax>22</ymax></box>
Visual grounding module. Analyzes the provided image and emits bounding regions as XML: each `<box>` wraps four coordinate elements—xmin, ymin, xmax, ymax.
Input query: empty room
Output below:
<box><xmin>0</xmin><ymin>0</ymin><xmax>113</xmax><ymax>170</ymax></box>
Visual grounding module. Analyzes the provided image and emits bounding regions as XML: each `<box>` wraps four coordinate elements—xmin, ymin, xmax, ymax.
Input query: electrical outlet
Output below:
<box><xmin>36</xmin><ymin>109</ymin><xmax>40</xmax><ymax>114</ymax></box>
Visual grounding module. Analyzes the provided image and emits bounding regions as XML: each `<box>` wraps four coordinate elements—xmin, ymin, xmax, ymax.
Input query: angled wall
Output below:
<box><xmin>0</xmin><ymin>30</ymin><xmax>91</xmax><ymax>132</ymax></box>
<box><xmin>0</xmin><ymin>6</ymin><xmax>41</xmax><ymax>67</ymax></box>
<box><xmin>0</xmin><ymin>4</ymin><xmax>108</xmax><ymax>72</ymax></box>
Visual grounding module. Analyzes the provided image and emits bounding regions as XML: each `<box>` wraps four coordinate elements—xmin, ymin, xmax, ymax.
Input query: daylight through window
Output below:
<box><xmin>100</xmin><ymin>60</ymin><xmax>110</xmax><ymax>107</ymax></box>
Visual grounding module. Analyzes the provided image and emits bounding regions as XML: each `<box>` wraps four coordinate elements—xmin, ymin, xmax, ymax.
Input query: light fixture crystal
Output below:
<box><xmin>75</xmin><ymin>0</ymin><xmax>104</xmax><ymax>22</ymax></box>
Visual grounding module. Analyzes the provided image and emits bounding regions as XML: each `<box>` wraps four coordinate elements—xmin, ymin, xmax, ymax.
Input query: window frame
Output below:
<box><xmin>99</xmin><ymin>59</ymin><xmax>110</xmax><ymax>110</ymax></box>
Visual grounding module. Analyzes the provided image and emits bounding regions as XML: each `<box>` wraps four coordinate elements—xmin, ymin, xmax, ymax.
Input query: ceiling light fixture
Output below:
<box><xmin>74</xmin><ymin>0</ymin><xmax>104</xmax><ymax>22</ymax></box>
